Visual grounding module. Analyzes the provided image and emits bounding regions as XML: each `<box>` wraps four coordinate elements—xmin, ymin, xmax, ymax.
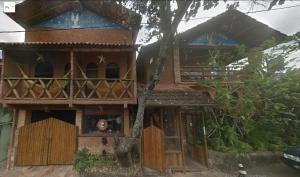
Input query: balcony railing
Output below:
<box><xmin>3</xmin><ymin>77</ymin><xmax>69</xmax><ymax>99</ymax></box>
<box><xmin>2</xmin><ymin>77</ymin><xmax>135</xmax><ymax>102</ymax></box>
<box><xmin>180</xmin><ymin>66</ymin><xmax>241</xmax><ymax>82</ymax></box>
<box><xmin>73</xmin><ymin>78</ymin><xmax>134</xmax><ymax>99</ymax></box>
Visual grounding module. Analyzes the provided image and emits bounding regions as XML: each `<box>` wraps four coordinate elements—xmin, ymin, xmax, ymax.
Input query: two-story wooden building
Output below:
<box><xmin>138</xmin><ymin>9</ymin><xmax>286</xmax><ymax>171</ymax></box>
<box><xmin>0</xmin><ymin>0</ymin><xmax>140</xmax><ymax>168</ymax></box>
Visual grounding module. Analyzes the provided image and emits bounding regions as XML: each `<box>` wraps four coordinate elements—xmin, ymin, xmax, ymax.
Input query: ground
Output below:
<box><xmin>0</xmin><ymin>163</ymin><xmax>298</xmax><ymax>177</ymax></box>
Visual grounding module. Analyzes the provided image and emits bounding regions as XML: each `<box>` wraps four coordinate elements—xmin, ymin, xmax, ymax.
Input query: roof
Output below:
<box><xmin>144</xmin><ymin>91</ymin><xmax>214</xmax><ymax>106</ymax></box>
<box><xmin>178</xmin><ymin>9</ymin><xmax>286</xmax><ymax>47</ymax></box>
<box><xmin>6</xmin><ymin>0</ymin><xmax>141</xmax><ymax>30</ymax></box>
<box><xmin>137</xmin><ymin>9</ymin><xmax>287</xmax><ymax>64</ymax></box>
<box><xmin>0</xmin><ymin>42</ymin><xmax>137</xmax><ymax>50</ymax></box>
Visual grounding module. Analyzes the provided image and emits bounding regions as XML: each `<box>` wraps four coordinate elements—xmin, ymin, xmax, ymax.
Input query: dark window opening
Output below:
<box><xmin>31</xmin><ymin>110</ymin><xmax>76</xmax><ymax>124</ymax></box>
<box><xmin>106</xmin><ymin>63</ymin><xmax>120</xmax><ymax>79</ymax></box>
<box><xmin>82</xmin><ymin>114</ymin><xmax>122</xmax><ymax>136</ymax></box>
<box><xmin>35</xmin><ymin>62</ymin><xmax>54</xmax><ymax>78</ymax></box>
<box><xmin>144</xmin><ymin>107</ymin><xmax>162</xmax><ymax>129</ymax></box>
<box><xmin>64</xmin><ymin>63</ymin><xmax>70</xmax><ymax>74</ymax></box>
<box><xmin>86</xmin><ymin>63</ymin><xmax>98</xmax><ymax>78</ymax></box>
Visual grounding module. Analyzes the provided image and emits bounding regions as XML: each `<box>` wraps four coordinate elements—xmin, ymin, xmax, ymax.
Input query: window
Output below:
<box><xmin>64</xmin><ymin>63</ymin><xmax>70</xmax><ymax>74</ymax></box>
<box><xmin>35</xmin><ymin>62</ymin><xmax>53</xmax><ymax>78</ymax></box>
<box><xmin>82</xmin><ymin>114</ymin><xmax>122</xmax><ymax>136</ymax></box>
<box><xmin>86</xmin><ymin>63</ymin><xmax>98</xmax><ymax>78</ymax></box>
<box><xmin>106</xmin><ymin>63</ymin><xmax>120</xmax><ymax>79</ymax></box>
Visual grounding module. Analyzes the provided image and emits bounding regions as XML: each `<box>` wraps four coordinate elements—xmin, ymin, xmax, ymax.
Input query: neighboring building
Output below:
<box><xmin>0</xmin><ymin>0</ymin><xmax>140</xmax><ymax>168</ymax></box>
<box><xmin>137</xmin><ymin>9</ymin><xmax>286</xmax><ymax>171</ymax></box>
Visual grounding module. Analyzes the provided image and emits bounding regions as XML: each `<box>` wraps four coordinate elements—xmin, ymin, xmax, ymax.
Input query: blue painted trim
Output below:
<box><xmin>188</xmin><ymin>32</ymin><xmax>238</xmax><ymax>46</ymax></box>
<box><xmin>34</xmin><ymin>9</ymin><xmax>125</xmax><ymax>29</ymax></box>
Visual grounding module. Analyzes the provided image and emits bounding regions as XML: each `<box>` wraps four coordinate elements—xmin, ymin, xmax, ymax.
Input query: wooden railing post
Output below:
<box><xmin>69</xmin><ymin>49</ymin><xmax>74</xmax><ymax>107</ymax></box>
<box><xmin>131</xmin><ymin>51</ymin><xmax>137</xmax><ymax>99</ymax></box>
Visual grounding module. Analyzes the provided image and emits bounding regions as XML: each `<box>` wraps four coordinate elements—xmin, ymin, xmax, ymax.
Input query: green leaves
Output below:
<box><xmin>204</xmin><ymin>36</ymin><xmax>300</xmax><ymax>154</ymax></box>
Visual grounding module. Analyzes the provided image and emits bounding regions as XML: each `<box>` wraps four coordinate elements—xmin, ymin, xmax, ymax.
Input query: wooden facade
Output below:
<box><xmin>1</xmin><ymin>0</ymin><xmax>140</xmax><ymax>169</ymax></box>
<box><xmin>137</xmin><ymin>9</ymin><xmax>286</xmax><ymax>171</ymax></box>
<box><xmin>1</xmin><ymin>1</ymin><xmax>287</xmax><ymax>172</ymax></box>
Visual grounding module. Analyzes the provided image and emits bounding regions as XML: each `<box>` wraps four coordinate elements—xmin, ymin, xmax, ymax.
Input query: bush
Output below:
<box><xmin>73</xmin><ymin>148</ymin><xmax>118</xmax><ymax>174</ymax></box>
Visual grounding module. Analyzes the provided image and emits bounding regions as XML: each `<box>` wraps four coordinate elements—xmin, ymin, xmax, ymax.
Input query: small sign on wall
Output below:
<box><xmin>3</xmin><ymin>2</ymin><xmax>15</xmax><ymax>13</ymax></box>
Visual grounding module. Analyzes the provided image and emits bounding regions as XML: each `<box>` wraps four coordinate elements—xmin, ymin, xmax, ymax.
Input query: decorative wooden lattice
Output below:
<box><xmin>4</xmin><ymin>77</ymin><xmax>69</xmax><ymax>99</ymax></box>
<box><xmin>73</xmin><ymin>78</ymin><xmax>134</xmax><ymax>99</ymax></box>
<box><xmin>3</xmin><ymin>77</ymin><xmax>134</xmax><ymax>100</ymax></box>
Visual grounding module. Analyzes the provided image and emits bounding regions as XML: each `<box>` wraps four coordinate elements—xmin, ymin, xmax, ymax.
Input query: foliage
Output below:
<box><xmin>202</xmin><ymin>36</ymin><xmax>300</xmax><ymax>154</ymax></box>
<box><xmin>73</xmin><ymin>148</ymin><xmax>118</xmax><ymax>174</ymax></box>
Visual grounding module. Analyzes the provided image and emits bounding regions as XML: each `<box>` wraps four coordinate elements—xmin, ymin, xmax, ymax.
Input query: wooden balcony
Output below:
<box><xmin>1</xmin><ymin>77</ymin><xmax>136</xmax><ymax>105</ymax></box>
<box><xmin>180</xmin><ymin>66</ymin><xmax>241</xmax><ymax>82</ymax></box>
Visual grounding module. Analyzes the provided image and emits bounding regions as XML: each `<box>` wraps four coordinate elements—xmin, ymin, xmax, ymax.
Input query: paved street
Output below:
<box><xmin>0</xmin><ymin>163</ymin><xmax>299</xmax><ymax>177</ymax></box>
<box><xmin>173</xmin><ymin>163</ymin><xmax>299</xmax><ymax>177</ymax></box>
<box><xmin>247</xmin><ymin>163</ymin><xmax>299</xmax><ymax>177</ymax></box>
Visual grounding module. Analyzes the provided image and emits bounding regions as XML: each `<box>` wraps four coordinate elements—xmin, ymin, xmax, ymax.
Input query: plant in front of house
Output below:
<box><xmin>201</xmin><ymin>37</ymin><xmax>300</xmax><ymax>154</ymax></box>
<box><xmin>73</xmin><ymin>148</ymin><xmax>137</xmax><ymax>176</ymax></box>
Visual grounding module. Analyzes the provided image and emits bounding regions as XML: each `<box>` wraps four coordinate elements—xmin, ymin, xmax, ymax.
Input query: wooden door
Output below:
<box><xmin>143</xmin><ymin>125</ymin><xmax>165</xmax><ymax>172</ymax></box>
<box><xmin>47</xmin><ymin>118</ymin><xmax>77</xmax><ymax>164</ymax></box>
<box><xmin>16</xmin><ymin>118</ymin><xmax>77</xmax><ymax>166</ymax></box>
<box><xmin>181</xmin><ymin>112</ymin><xmax>208</xmax><ymax>166</ymax></box>
<box><xmin>16</xmin><ymin>119</ymin><xmax>50</xmax><ymax>166</ymax></box>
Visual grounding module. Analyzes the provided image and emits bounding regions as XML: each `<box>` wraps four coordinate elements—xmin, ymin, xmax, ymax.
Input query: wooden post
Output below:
<box><xmin>6</xmin><ymin>109</ymin><xmax>17</xmax><ymax>169</ymax></box>
<box><xmin>202</xmin><ymin>110</ymin><xmax>209</xmax><ymax>167</ymax></box>
<box><xmin>131</xmin><ymin>51</ymin><xmax>137</xmax><ymax>98</ymax></box>
<box><xmin>8</xmin><ymin>109</ymin><xmax>26</xmax><ymax>168</ymax></box>
<box><xmin>179</xmin><ymin>111</ymin><xmax>186</xmax><ymax>172</ymax></box>
<box><xmin>123</xmin><ymin>106</ymin><xmax>129</xmax><ymax>137</ymax></box>
<box><xmin>75</xmin><ymin>109</ymin><xmax>83</xmax><ymax>135</ymax></box>
<box><xmin>69</xmin><ymin>50</ymin><xmax>74</xmax><ymax>107</ymax></box>
<box><xmin>173</xmin><ymin>47</ymin><xmax>181</xmax><ymax>83</ymax></box>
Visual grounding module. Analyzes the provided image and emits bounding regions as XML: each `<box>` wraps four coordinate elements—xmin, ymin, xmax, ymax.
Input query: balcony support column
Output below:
<box><xmin>69</xmin><ymin>49</ymin><xmax>74</xmax><ymax>107</ymax></box>
<box><xmin>131</xmin><ymin>51</ymin><xmax>137</xmax><ymax>98</ymax></box>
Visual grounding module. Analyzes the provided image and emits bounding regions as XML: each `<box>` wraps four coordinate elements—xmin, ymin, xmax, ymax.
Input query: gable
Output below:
<box><xmin>188</xmin><ymin>32</ymin><xmax>238</xmax><ymax>46</ymax></box>
<box><xmin>34</xmin><ymin>9</ymin><xmax>125</xmax><ymax>29</ymax></box>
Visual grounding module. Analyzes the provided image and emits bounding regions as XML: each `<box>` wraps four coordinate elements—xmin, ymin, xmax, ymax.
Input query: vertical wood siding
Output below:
<box><xmin>143</xmin><ymin>125</ymin><xmax>165</xmax><ymax>172</ymax></box>
<box><xmin>15</xmin><ymin>118</ymin><xmax>77</xmax><ymax>166</ymax></box>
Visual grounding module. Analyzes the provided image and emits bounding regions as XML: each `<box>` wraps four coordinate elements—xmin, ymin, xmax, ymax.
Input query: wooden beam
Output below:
<box><xmin>1</xmin><ymin>48</ymin><xmax>135</xmax><ymax>52</ymax></box>
<box><xmin>131</xmin><ymin>51</ymin><xmax>137</xmax><ymax>98</ymax></box>
<box><xmin>75</xmin><ymin>109</ymin><xmax>83</xmax><ymax>135</ymax></box>
<box><xmin>72</xmin><ymin>99</ymin><xmax>137</xmax><ymax>105</ymax></box>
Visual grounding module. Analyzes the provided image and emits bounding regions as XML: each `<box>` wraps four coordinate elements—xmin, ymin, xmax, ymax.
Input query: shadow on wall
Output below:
<box><xmin>0</xmin><ymin>108</ymin><xmax>13</xmax><ymax>162</ymax></box>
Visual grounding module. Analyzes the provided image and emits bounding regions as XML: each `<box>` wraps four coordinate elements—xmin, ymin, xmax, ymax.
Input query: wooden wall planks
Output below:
<box><xmin>15</xmin><ymin>118</ymin><xmax>77</xmax><ymax>166</ymax></box>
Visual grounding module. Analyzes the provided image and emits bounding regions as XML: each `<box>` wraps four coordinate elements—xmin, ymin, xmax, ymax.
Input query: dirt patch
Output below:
<box><xmin>208</xmin><ymin>150</ymin><xmax>282</xmax><ymax>172</ymax></box>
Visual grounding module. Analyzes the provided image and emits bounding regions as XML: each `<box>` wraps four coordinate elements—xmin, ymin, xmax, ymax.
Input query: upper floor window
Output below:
<box><xmin>64</xmin><ymin>63</ymin><xmax>70</xmax><ymax>74</ymax></box>
<box><xmin>35</xmin><ymin>62</ymin><xmax>54</xmax><ymax>78</ymax></box>
<box><xmin>106</xmin><ymin>63</ymin><xmax>120</xmax><ymax>79</ymax></box>
<box><xmin>86</xmin><ymin>63</ymin><xmax>98</xmax><ymax>78</ymax></box>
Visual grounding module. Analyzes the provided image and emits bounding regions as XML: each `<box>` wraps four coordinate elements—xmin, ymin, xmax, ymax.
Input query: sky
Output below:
<box><xmin>0</xmin><ymin>0</ymin><xmax>299</xmax><ymax>43</ymax></box>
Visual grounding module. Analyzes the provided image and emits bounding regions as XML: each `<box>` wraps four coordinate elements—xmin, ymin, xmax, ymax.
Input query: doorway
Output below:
<box><xmin>180</xmin><ymin>112</ymin><xmax>208</xmax><ymax>171</ymax></box>
<box><xmin>31</xmin><ymin>110</ymin><xmax>76</xmax><ymax>124</ymax></box>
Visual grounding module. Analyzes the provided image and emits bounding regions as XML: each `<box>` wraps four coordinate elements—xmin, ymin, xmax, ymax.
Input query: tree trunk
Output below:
<box><xmin>115</xmin><ymin>1</ymin><xmax>192</xmax><ymax>166</ymax></box>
